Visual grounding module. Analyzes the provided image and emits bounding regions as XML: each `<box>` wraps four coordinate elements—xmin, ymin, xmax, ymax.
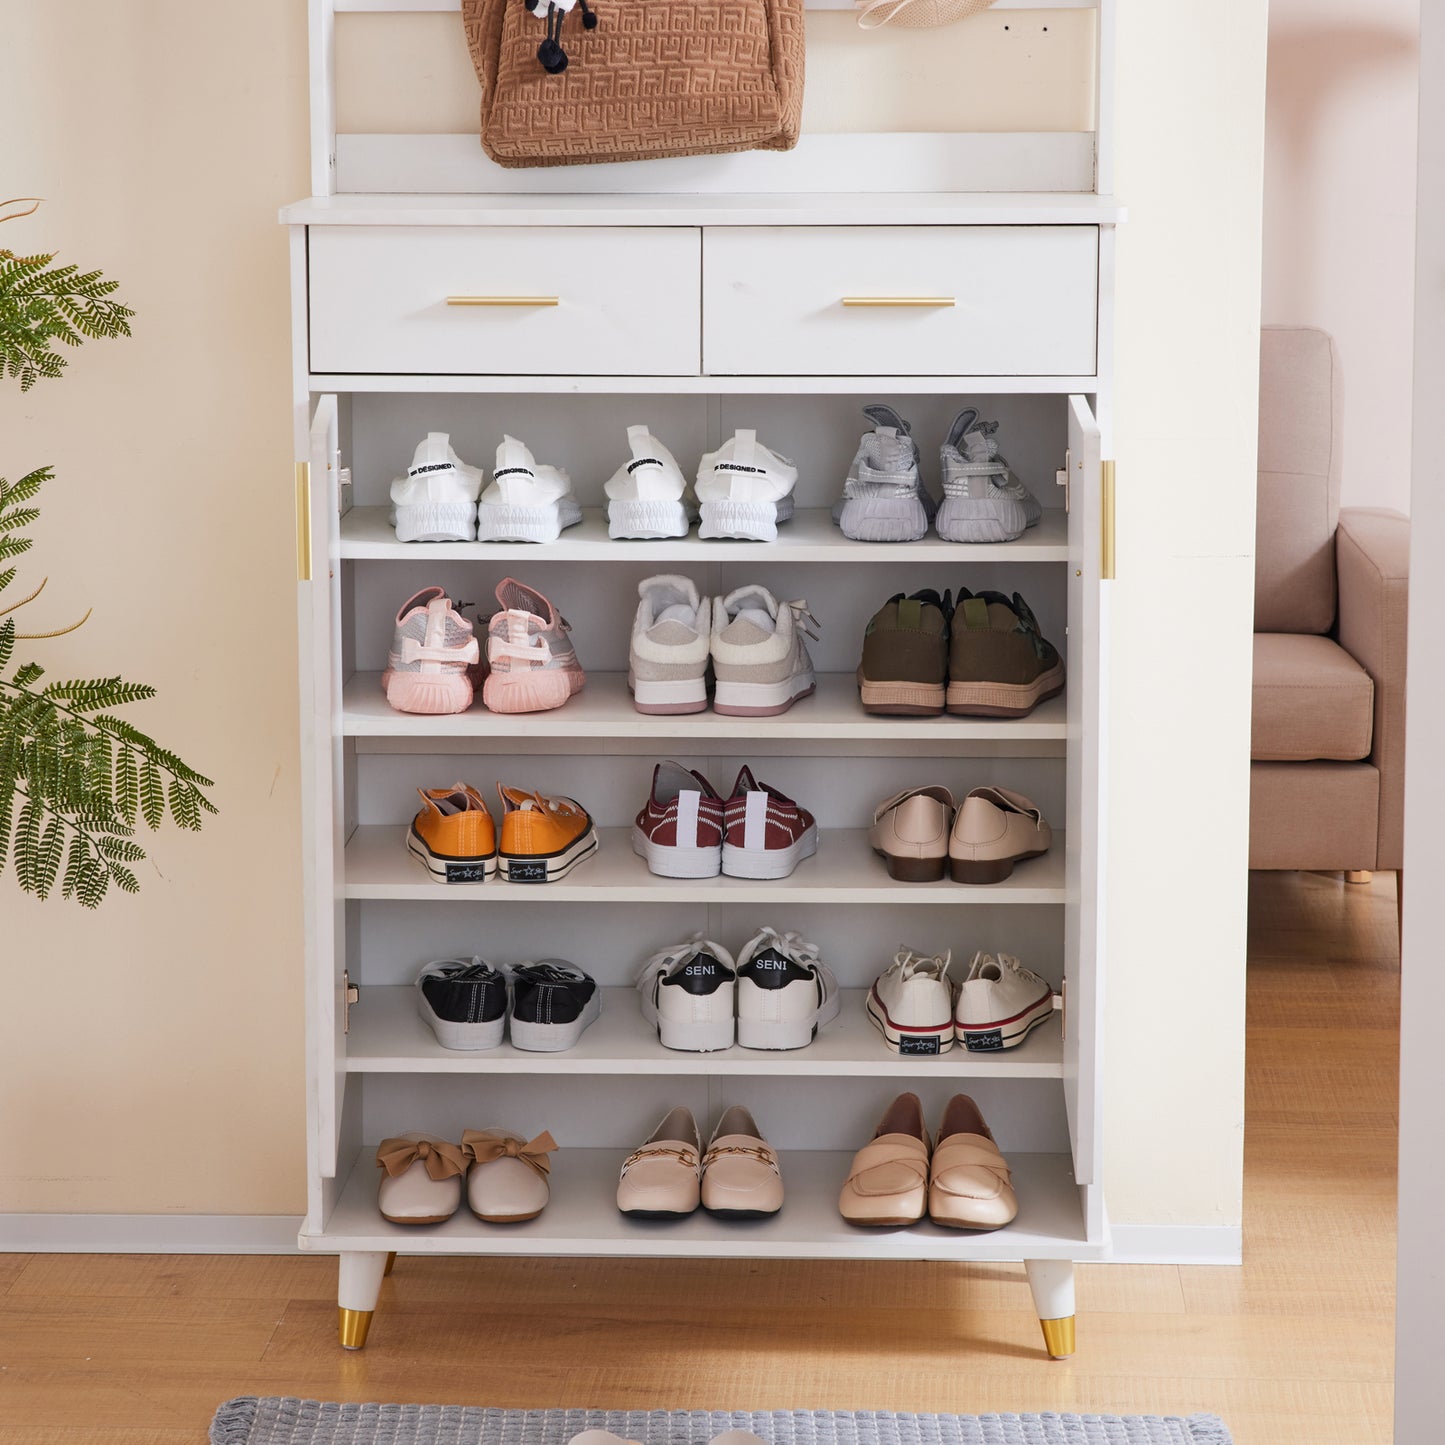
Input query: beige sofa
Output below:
<box><xmin>1250</xmin><ymin>325</ymin><xmax>1409</xmax><ymax>879</ymax></box>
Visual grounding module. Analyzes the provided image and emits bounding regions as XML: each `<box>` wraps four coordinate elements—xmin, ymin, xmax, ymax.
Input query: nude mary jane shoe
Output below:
<box><xmin>838</xmin><ymin>1092</ymin><xmax>930</xmax><ymax>1226</ymax></box>
<box><xmin>461</xmin><ymin>1126</ymin><xmax>558</xmax><ymax>1223</ymax></box>
<box><xmin>701</xmin><ymin>1104</ymin><xmax>783</xmax><ymax>1218</ymax></box>
<box><xmin>374</xmin><ymin>1133</ymin><xmax>467</xmax><ymax>1225</ymax></box>
<box><xmin>927</xmin><ymin>1093</ymin><xmax>1018</xmax><ymax>1231</ymax></box>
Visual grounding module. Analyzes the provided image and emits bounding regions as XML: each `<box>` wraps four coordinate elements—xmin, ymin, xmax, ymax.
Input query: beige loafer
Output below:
<box><xmin>461</xmin><ymin>1126</ymin><xmax>557</xmax><ymax>1223</ymax></box>
<box><xmin>617</xmin><ymin>1105</ymin><xmax>702</xmax><ymax>1218</ymax></box>
<box><xmin>948</xmin><ymin>785</ymin><xmax>1051</xmax><ymax>883</ymax></box>
<box><xmin>701</xmin><ymin>1104</ymin><xmax>783</xmax><ymax>1218</ymax></box>
<box><xmin>869</xmin><ymin>785</ymin><xmax>955</xmax><ymax>882</ymax></box>
<box><xmin>375</xmin><ymin>1133</ymin><xmax>467</xmax><ymax>1225</ymax></box>
<box><xmin>838</xmin><ymin>1092</ymin><xmax>931</xmax><ymax>1226</ymax></box>
<box><xmin>928</xmin><ymin>1094</ymin><xmax>1018</xmax><ymax>1230</ymax></box>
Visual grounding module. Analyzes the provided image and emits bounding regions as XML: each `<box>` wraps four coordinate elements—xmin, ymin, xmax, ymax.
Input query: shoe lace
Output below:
<box><xmin>892</xmin><ymin>947</ymin><xmax>952</xmax><ymax>982</ymax></box>
<box><xmin>786</xmin><ymin>600</ymin><xmax>821</xmax><ymax>642</ymax></box>
<box><xmin>514</xmin><ymin>960</ymin><xmax>583</xmax><ymax>985</ymax></box>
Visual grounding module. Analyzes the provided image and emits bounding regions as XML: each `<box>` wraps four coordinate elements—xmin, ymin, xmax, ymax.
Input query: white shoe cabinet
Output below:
<box><xmin>288</xmin><ymin>0</ymin><xmax>1118</xmax><ymax>1363</ymax></box>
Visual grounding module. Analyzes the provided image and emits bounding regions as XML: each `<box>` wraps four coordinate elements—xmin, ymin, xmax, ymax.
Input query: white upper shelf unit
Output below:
<box><xmin>333</xmin><ymin>0</ymin><xmax>1097</xmax><ymax>9</ymax></box>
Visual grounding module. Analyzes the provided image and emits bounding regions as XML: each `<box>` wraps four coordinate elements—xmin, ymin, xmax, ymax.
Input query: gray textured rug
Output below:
<box><xmin>209</xmin><ymin>1404</ymin><xmax>1233</xmax><ymax>1445</ymax></box>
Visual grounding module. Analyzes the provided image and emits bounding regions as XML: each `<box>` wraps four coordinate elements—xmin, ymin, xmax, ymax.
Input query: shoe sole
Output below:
<box><xmin>697</xmin><ymin>496</ymin><xmax>792</xmax><ymax>542</ymax></box>
<box><xmin>417</xmin><ymin>1000</ymin><xmax>506</xmax><ymax>1051</ymax></box>
<box><xmin>393</xmin><ymin>501</ymin><xmax>477</xmax><ymax>542</ymax></box>
<box><xmin>498</xmin><ymin>825</ymin><xmax>600</xmax><ymax>884</ymax></box>
<box><xmin>838</xmin><ymin>492</ymin><xmax>928</xmax><ymax>543</ymax></box>
<box><xmin>956</xmin><ymin>989</ymin><xmax>1056</xmax><ymax>1052</ymax></box>
<box><xmin>509</xmin><ymin>990</ymin><xmax>603</xmax><ymax>1052</ymax></box>
<box><xmin>841</xmin><ymin>1210</ymin><xmax>924</xmax><ymax>1228</ymax></box>
<box><xmin>713</xmin><ymin>673</ymin><xmax>816</xmax><ymax>717</ymax></box>
<box><xmin>702</xmin><ymin>1206</ymin><xmax>781</xmax><ymax>1220</ymax></box>
<box><xmin>936</xmin><ymin>495</ymin><xmax>1030</xmax><ymax>543</ymax></box>
<box><xmin>722</xmin><ymin>824</ymin><xmax>818</xmax><ymax>880</ymax></box>
<box><xmin>618</xmin><ymin>1207</ymin><xmax>696</xmax><ymax>1220</ymax></box>
<box><xmin>407</xmin><ymin>826</ymin><xmax>498</xmax><ymax>884</ymax></box>
<box><xmin>384</xmin><ymin>670</ymin><xmax>474</xmax><ymax>716</ymax></box>
<box><xmin>630</xmin><ymin>674</ymin><xmax>709</xmax><ymax>715</ymax></box>
<box><xmin>469</xmin><ymin>1208</ymin><xmax>546</xmax><ymax>1223</ymax></box>
<box><xmin>476</xmin><ymin>497</ymin><xmax>582</xmax><ymax>544</ymax></box>
<box><xmin>736</xmin><ymin>971</ymin><xmax>841</xmax><ymax>1051</ymax></box>
<box><xmin>608</xmin><ymin>498</ymin><xmax>689</xmax><ymax>539</ymax></box>
<box><xmin>656</xmin><ymin>1011</ymin><xmax>736</xmax><ymax>1052</ymax></box>
<box><xmin>379</xmin><ymin>1211</ymin><xmax>455</xmax><ymax>1226</ymax></box>
<box><xmin>946</xmin><ymin>661</ymin><xmax>1065</xmax><ymax>718</ymax></box>
<box><xmin>483</xmin><ymin>668</ymin><xmax>584</xmax><ymax>714</ymax></box>
<box><xmin>632</xmin><ymin>824</ymin><xmax>722</xmax><ymax>879</ymax></box>
<box><xmin>948</xmin><ymin>847</ymin><xmax>1049</xmax><ymax>884</ymax></box>
<box><xmin>871</xmin><ymin>846</ymin><xmax>946</xmax><ymax>883</ymax></box>
<box><xmin>865</xmin><ymin>986</ymin><xmax>955</xmax><ymax>1054</ymax></box>
<box><xmin>857</xmin><ymin>676</ymin><xmax>945</xmax><ymax>717</ymax></box>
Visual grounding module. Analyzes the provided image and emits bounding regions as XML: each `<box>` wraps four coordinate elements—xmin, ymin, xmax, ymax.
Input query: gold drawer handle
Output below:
<box><xmin>446</xmin><ymin>295</ymin><xmax>559</xmax><ymax>307</ymax></box>
<box><xmin>842</xmin><ymin>296</ymin><xmax>956</xmax><ymax>308</ymax></box>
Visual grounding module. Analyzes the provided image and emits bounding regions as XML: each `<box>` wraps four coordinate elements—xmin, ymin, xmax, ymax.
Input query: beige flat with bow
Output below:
<box><xmin>838</xmin><ymin>1092</ymin><xmax>930</xmax><ymax>1226</ymax></box>
<box><xmin>375</xmin><ymin>1133</ymin><xmax>467</xmax><ymax>1225</ymax></box>
<box><xmin>462</xmin><ymin>1126</ymin><xmax>558</xmax><ymax>1222</ymax></box>
<box><xmin>928</xmin><ymin>1094</ymin><xmax>1018</xmax><ymax>1230</ymax></box>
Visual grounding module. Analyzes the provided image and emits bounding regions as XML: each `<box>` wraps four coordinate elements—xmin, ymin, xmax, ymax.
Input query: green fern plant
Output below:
<box><xmin>0</xmin><ymin>199</ymin><xmax>215</xmax><ymax>906</ymax></box>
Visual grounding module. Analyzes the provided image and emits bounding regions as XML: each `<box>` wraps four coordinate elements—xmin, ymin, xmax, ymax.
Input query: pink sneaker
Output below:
<box><xmin>382</xmin><ymin>586</ymin><xmax>482</xmax><ymax>715</ymax></box>
<box><xmin>482</xmin><ymin>578</ymin><xmax>585</xmax><ymax>715</ymax></box>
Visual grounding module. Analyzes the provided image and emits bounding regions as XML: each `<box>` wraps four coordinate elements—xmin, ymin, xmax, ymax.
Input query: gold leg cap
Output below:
<box><xmin>338</xmin><ymin>1307</ymin><xmax>374</xmax><ymax>1350</ymax></box>
<box><xmin>383</xmin><ymin>1251</ymin><xmax>397</xmax><ymax>1278</ymax></box>
<box><xmin>1040</xmin><ymin>1315</ymin><xmax>1076</xmax><ymax>1359</ymax></box>
<box><xmin>1346</xmin><ymin>870</ymin><xmax>1373</xmax><ymax>884</ymax></box>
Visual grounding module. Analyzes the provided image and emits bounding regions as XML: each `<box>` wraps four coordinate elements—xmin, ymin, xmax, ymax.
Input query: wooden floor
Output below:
<box><xmin>0</xmin><ymin>872</ymin><xmax>1399</xmax><ymax>1445</ymax></box>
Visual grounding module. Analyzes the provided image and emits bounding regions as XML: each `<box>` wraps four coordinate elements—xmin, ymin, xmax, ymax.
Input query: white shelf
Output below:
<box><xmin>344</xmin><ymin>826</ymin><xmax>1068</xmax><ymax>903</ymax></box>
<box><xmin>338</xmin><ymin>506</ymin><xmax>1070</xmax><ymax>563</ymax></box>
<box><xmin>348</xmin><ymin>986</ymin><xmax>1064</xmax><ymax>1077</ymax></box>
<box><xmin>342</xmin><ymin>673</ymin><xmax>1068</xmax><ymax>746</ymax></box>
<box><xmin>306</xmin><ymin>1145</ymin><xmax>1097</xmax><ymax>1262</ymax></box>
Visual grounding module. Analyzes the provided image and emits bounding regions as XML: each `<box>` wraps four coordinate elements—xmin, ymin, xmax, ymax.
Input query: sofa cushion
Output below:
<box><xmin>1249</xmin><ymin>760</ymin><xmax>1379</xmax><ymax>871</ymax></box>
<box><xmin>1255</xmin><ymin>326</ymin><xmax>1343</xmax><ymax>634</ymax></box>
<box><xmin>1253</xmin><ymin>633</ymin><xmax>1374</xmax><ymax>761</ymax></box>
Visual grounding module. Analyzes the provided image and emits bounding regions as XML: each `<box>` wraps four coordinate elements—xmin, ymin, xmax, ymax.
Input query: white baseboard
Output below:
<box><xmin>4</xmin><ymin>1214</ymin><xmax>1243</xmax><ymax>1265</ymax></box>
<box><xmin>1108</xmin><ymin>1224</ymin><xmax>1242</xmax><ymax>1266</ymax></box>
<box><xmin>1</xmin><ymin>1214</ymin><xmax>303</xmax><ymax>1254</ymax></box>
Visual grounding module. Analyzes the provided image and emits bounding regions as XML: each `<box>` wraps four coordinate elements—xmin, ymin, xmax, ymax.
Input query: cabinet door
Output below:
<box><xmin>298</xmin><ymin>394</ymin><xmax>347</xmax><ymax>1178</ymax></box>
<box><xmin>1065</xmin><ymin>394</ymin><xmax>1106</xmax><ymax>1186</ymax></box>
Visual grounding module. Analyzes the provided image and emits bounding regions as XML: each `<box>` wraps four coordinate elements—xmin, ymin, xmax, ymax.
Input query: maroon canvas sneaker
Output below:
<box><xmin>721</xmin><ymin>766</ymin><xmax>819</xmax><ymax>880</ymax></box>
<box><xmin>631</xmin><ymin>761</ymin><xmax>725</xmax><ymax>878</ymax></box>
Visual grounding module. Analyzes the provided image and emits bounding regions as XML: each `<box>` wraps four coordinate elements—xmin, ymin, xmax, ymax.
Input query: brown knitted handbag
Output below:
<box><xmin>462</xmin><ymin>0</ymin><xmax>806</xmax><ymax>169</ymax></box>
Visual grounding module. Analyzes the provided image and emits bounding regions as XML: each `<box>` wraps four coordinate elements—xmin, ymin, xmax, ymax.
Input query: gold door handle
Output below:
<box><xmin>841</xmin><ymin>296</ymin><xmax>955</xmax><ymax>308</ymax></box>
<box><xmin>1101</xmin><ymin>459</ymin><xmax>1117</xmax><ymax>581</ymax></box>
<box><xmin>446</xmin><ymin>295</ymin><xmax>559</xmax><ymax>307</ymax></box>
<box><xmin>295</xmin><ymin>462</ymin><xmax>312</xmax><ymax>583</ymax></box>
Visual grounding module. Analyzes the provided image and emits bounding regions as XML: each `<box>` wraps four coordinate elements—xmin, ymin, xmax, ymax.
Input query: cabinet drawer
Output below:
<box><xmin>309</xmin><ymin>227</ymin><xmax>701</xmax><ymax>376</ymax></box>
<box><xmin>703</xmin><ymin>226</ymin><xmax>1098</xmax><ymax>377</ymax></box>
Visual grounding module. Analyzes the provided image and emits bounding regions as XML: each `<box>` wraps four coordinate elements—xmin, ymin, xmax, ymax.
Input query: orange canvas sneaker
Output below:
<box><xmin>407</xmin><ymin>783</ymin><xmax>497</xmax><ymax>884</ymax></box>
<box><xmin>496</xmin><ymin>784</ymin><xmax>599</xmax><ymax>884</ymax></box>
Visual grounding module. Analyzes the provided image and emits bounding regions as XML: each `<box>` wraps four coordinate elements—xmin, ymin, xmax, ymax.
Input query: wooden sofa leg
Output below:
<box><xmin>1345</xmin><ymin>870</ymin><xmax>1373</xmax><ymax>884</ymax></box>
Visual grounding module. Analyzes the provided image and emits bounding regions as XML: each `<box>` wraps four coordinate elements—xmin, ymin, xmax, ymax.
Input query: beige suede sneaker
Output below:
<box><xmin>617</xmin><ymin>1106</ymin><xmax>702</xmax><ymax>1218</ymax></box>
<box><xmin>948</xmin><ymin>785</ymin><xmax>1052</xmax><ymax>884</ymax></box>
<box><xmin>701</xmin><ymin>1104</ymin><xmax>783</xmax><ymax>1218</ymax></box>
<box><xmin>838</xmin><ymin>1093</ymin><xmax>930</xmax><ymax>1227</ymax></box>
<box><xmin>869</xmin><ymin>784</ymin><xmax>955</xmax><ymax>882</ymax></box>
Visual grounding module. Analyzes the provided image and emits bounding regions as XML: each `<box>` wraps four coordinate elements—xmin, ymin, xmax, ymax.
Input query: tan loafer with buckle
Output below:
<box><xmin>928</xmin><ymin>1094</ymin><xmax>1018</xmax><ymax>1230</ymax></box>
<box><xmin>838</xmin><ymin>1092</ymin><xmax>931</xmax><ymax>1226</ymax></box>
<box><xmin>701</xmin><ymin>1104</ymin><xmax>783</xmax><ymax>1218</ymax></box>
<box><xmin>948</xmin><ymin>785</ymin><xmax>1051</xmax><ymax>884</ymax></box>
<box><xmin>617</xmin><ymin>1106</ymin><xmax>702</xmax><ymax>1218</ymax></box>
<box><xmin>869</xmin><ymin>785</ymin><xmax>955</xmax><ymax>882</ymax></box>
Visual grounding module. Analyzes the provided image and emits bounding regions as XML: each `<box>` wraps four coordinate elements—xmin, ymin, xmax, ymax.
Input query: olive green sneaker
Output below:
<box><xmin>946</xmin><ymin>591</ymin><xmax>1064</xmax><ymax>717</ymax></box>
<box><xmin>857</xmin><ymin>589</ymin><xmax>952</xmax><ymax>716</ymax></box>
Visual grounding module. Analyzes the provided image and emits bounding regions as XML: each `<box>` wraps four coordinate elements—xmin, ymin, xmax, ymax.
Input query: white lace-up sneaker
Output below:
<box><xmin>389</xmin><ymin>433</ymin><xmax>483</xmax><ymax>542</ymax></box>
<box><xmin>636</xmin><ymin>937</ymin><xmax>737</xmax><ymax>1052</ymax></box>
<box><xmin>695</xmin><ymin>429</ymin><xmax>798</xmax><ymax>541</ymax></box>
<box><xmin>629</xmin><ymin>575</ymin><xmax>712</xmax><ymax>716</ymax></box>
<box><xmin>936</xmin><ymin>409</ymin><xmax>1043</xmax><ymax>544</ymax></box>
<box><xmin>735</xmin><ymin>926</ymin><xmax>841</xmax><ymax>1051</ymax></box>
<box><xmin>605</xmin><ymin>425</ymin><xmax>692</xmax><ymax>539</ymax></box>
<box><xmin>834</xmin><ymin>405</ymin><xmax>934</xmax><ymax>543</ymax></box>
<box><xmin>954</xmin><ymin>951</ymin><xmax>1055</xmax><ymax>1052</ymax></box>
<box><xmin>866</xmin><ymin>948</ymin><xmax>955</xmax><ymax>1055</ymax></box>
<box><xmin>476</xmin><ymin>434</ymin><xmax>583</xmax><ymax>544</ymax></box>
<box><xmin>710</xmin><ymin>584</ymin><xmax>817</xmax><ymax>717</ymax></box>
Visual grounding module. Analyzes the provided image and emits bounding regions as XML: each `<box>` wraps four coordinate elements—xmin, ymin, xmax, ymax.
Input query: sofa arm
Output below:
<box><xmin>1337</xmin><ymin>507</ymin><xmax>1410</xmax><ymax>869</ymax></box>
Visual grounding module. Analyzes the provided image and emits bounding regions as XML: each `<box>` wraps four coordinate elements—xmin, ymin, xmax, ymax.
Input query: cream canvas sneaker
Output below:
<box><xmin>695</xmin><ymin>429</ymin><xmax>798</xmax><ymax>541</ymax></box>
<box><xmin>735</xmin><ymin>926</ymin><xmax>841</xmax><ymax>1051</ymax></box>
<box><xmin>866</xmin><ymin>947</ymin><xmax>955</xmax><ymax>1055</ymax></box>
<box><xmin>948</xmin><ymin>785</ymin><xmax>1052</xmax><ymax>883</ymax></box>
<box><xmin>476</xmin><ymin>434</ymin><xmax>583</xmax><ymax>543</ymax></box>
<box><xmin>389</xmin><ymin>433</ymin><xmax>482</xmax><ymax>542</ymax></box>
<box><xmin>955</xmin><ymin>951</ymin><xmax>1056</xmax><ymax>1052</ymax></box>
<box><xmin>636</xmin><ymin>936</ymin><xmax>737</xmax><ymax>1051</ymax></box>
<box><xmin>711</xmin><ymin>585</ymin><xmax>817</xmax><ymax>717</ymax></box>
<box><xmin>628</xmin><ymin>575</ymin><xmax>712</xmax><ymax>716</ymax></box>
<box><xmin>617</xmin><ymin>1105</ymin><xmax>702</xmax><ymax>1217</ymax></box>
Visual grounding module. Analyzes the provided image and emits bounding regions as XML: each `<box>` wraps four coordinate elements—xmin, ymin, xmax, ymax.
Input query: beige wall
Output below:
<box><xmin>1</xmin><ymin>1</ymin><xmax>1264</xmax><ymax>1236</ymax></box>
<box><xmin>1265</xmin><ymin>0</ymin><xmax>1420</xmax><ymax>515</ymax></box>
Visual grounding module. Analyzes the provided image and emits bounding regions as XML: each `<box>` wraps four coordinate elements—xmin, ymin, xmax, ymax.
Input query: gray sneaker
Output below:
<box><xmin>936</xmin><ymin>410</ymin><xmax>1042</xmax><ymax>544</ymax></box>
<box><xmin>834</xmin><ymin>405</ymin><xmax>936</xmax><ymax>543</ymax></box>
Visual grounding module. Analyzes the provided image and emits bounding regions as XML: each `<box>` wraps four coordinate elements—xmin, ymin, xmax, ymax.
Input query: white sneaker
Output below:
<box><xmin>936</xmin><ymin>410</ymin><xmax>1043</xmax><ymax>544</ymax></box>
<box><xmin>710</xmin><ymin>584</ymin><xmax>817</xmax><ymax>717</ymax></box>
<box><xmin>834</xmin><ymin>405</ymin><xmax>934</xmax><ymax>543</ymax></box>
<box><xmin>389</xmin><ymin>433</ymin><xmax>482</xmax><ymax>542</ymax></box>
<box><xmin>695</xmin><ymin>429</ymin><xmax>798</xmax><ymax>541</ymax></box>
<box><xmin>629</xmin><ymin>575</ymin><xmax>712</xmax><ymax>716</ymax></box>
<box><xmin>636</xmin><ymin>937</ymin><xmax>737</xmax><ymax>1052</ymax></box>
<box><xmin>605</xmin><ymin>425</ymin><xmax>692</xmax><ymax>539</ymax></box>
<box><xmin>866</xmin><ymin>948</ymin><xmax>955</xmax><ymax>1055</ymax></box>
<box><xmin>476</xmin><ymin>434</ymin><xmax>583</xmax><ymax>544</ymax></box>
<box><xmin>735</xmin><ymin>926</ymin><xmax>841</xmax><ymax>1051</ymax></box>
<box><xmin>954</xmin><ymin>951</ymin><xmax>1055</xmax><ymax>1052</ymax></box>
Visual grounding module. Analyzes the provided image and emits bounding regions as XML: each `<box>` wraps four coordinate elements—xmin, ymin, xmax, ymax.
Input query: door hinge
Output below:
<box><xmin>343</xmin><ymin>970</ymin><xmax>359</xmax><ymax>1034</ymax></box>
<box><xmin>1055</xmin><ymin>448</ymin><xmax>1071</xmax><ymax>514</ymax></box>
<box><xmin>1100</xmin><ymin>459</ymin><xmax>1116</xmax><ymax>581</ymax></box>
<box><xmin>295</xmin><ymin>462</ymin><xmax>312</xmax><ymax>582</ymax></box>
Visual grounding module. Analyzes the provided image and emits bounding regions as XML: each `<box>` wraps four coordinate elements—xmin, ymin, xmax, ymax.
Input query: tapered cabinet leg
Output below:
<box><xmin>383</xmin><ymin>1251</ymin><xmax>397</xmax><ymax>1277</ymax></box>
<box><xmin>1346</xmin><ymin>870</ymin><xmax>1373</xmax><ymax>884</ymax></box>
<box><xmin>337</xmin><ymin>1251</ymin><xmax>389</xmax><ymax>1350</ymax></box>
<box><xmin>1024</xmin><ymin>1258</ymin><xmax>1076</xmax><ymax>1359</ymax></box>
